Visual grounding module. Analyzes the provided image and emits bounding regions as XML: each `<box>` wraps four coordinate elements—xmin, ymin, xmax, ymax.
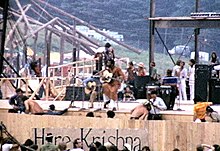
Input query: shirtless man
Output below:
<box><xmin>130</xmin><ymin>103</ymin><xmax>151</xmax><ymax>120</ymax></box>
<box><xmin>24</xmin><ymin>98</ymin><xmax>44</xmax><ymax>114</ymax></box>
<box><xmin>101</xmin><ymin>59</ymin><xmax>125</xmax><ymax>110</ymax></box>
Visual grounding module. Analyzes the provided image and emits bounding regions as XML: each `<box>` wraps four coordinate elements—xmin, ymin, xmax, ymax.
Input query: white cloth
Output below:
<box><xmin>149</xmin><ymin>97</ymin><xmax>167</xmax><ymax>114</ymax></box>
<box><xmin>2</xmin><ymin>144</ymin><xmax>13</xmax><ymax>151</ymax></box>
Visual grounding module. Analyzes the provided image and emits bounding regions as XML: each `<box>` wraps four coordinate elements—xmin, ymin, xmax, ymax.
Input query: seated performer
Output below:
<box><xmin>8</xmin><ymin>88</ymin><xmax>26</xmax><ymax>113</ymax></box>
<box><xmin>123</xmin><ymin>86</ymin><xmax>135</xmax><ymax>102</ymax></box>
<box><xmin>101</xmin><ymin>59</ymin><xmax>125</xmax><ymax>110</ymax></box>
<box><xmin>83</xmin><ymin>70</ymin><xmax>100</xmax><ymax>108</ymax></box>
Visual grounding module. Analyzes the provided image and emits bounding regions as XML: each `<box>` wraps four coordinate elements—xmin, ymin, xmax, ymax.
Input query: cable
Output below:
<box><xmin>37</xmin><ymin>0</ymin><xmax>50</xmax><ymax>21</ymax></box>
<box><xmin>155</xmin><ymin>28</ymin><xmax>175</xmax><ymax>65</ymax></box>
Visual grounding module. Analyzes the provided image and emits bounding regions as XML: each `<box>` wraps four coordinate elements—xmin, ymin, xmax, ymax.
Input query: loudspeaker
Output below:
<box><xmin>134</xmin><ymin>76</ymin><xmax>150</xmax><ymax>88</ymax></box>
<box><xmin>64</xmin><ymin>86</ymin><xmax>89</xmax><ymax>101</ymax></box>
<box><xmin>134</xmin><ymin>87</ymin><xmax>146</xmax><ymax>99</ymax></box>
<box><xmin>209</xmin><ymin>79</ymin><xmax>220</xmax><ymax>104</ymax></box>
<box><xmin>195</xmin><ymin>64</ymin><xmax>210</xmax><ymax>101</ymax></box>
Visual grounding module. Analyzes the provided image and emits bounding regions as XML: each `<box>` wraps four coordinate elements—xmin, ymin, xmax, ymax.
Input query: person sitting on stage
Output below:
<box><xmin>101</xmin><ymin>59</ymin><xmax>125</xmax><ymax>110</ymax></box>
<box><xmin>137</xmin><ymin>62</ymin><xmax>146</xmax><ymax>76</ymax></box>
<box><xmin>83</xmin><ymin>70</ymin><xmax>100</xmax><ymax>108</ymax></box>
<box><xmin>123</xmin><ymin>86</ymin><xmax>135</xmax><ymax>102</ymax></box>
<box><xmin>147</xmin><ymin>90</ymin><xmax>167</xmax><ymax>120</ymax></box>
<box><xmin>193</xmin><ymin>95</ymin><xmax>212</xmax><ymax>122</ymax></box>
<box><xmin>8</xmin><ymin>88</ymin><xmax>26</xmax><ymax>113</ymax></box>
<box><xmin>130</xmin><ymin>103</ymin><xmax>151</xmax><ymax>120</ymax></box>
<box><xmin>126</xmin><ymin>61</ymin><xmax>136</xmax><ymax>87</ymax></box>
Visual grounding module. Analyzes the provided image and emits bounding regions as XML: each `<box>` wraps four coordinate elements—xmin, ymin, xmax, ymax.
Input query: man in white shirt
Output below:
<box><xmin>147</xmin><ymin>90</ymin><xmax>167</xmax><ymax>120</ymax></box>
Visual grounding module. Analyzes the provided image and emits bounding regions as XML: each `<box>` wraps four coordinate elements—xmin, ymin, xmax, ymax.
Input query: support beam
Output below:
<box><xmin>59</xmin><ymin>34</ymin><xmax>64</xmax><ymax>65</ymax></box>
<box><xmin>0</xmin><ymin>0</ymin><xmax>9</xmax><ymax>75</ymax></box>
<box><xmin>149</xmin><ymin>17</ymin><xmax>220</xmax><ymax>28</ymax></box>
<box><xmin>33</xmin><ymin>0</ymin><xmax>142</xmax><ymax>54</ymax></box>
<box><xmin>149</xmin><ymin>0</ymin><xmax>155</xmax><ymax>75</ymax></box>
<box><xmin>5</xmin><ymin>4</ymin><xmax>31</xmax><ymax>47</ymax></box>
<box><xmin>195</xmin><ymin>0</ymin><xmax>200</xmax><ymax>63</ymax></box>
<box><xmin>15</xmin><ymin>0</ymin><xmax>34</xmax><ymax>36</ymax></box>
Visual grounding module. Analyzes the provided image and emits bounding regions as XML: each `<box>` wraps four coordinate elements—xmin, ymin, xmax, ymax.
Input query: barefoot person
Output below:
<box><xmin>101</xmin><ymin>59</ymin><xmax>125</xmax><ymax>110</ymax></box>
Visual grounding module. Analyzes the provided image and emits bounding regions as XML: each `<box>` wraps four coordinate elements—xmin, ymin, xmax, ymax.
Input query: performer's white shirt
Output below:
<box><xmin>149</xmin><ymin>97</ymin><xmax>167</xmax><ymax>114</ymax></box>
<box><xmin>188</xmin><ymin>65</ymin><xmax>195</xmax><ymax>85</ymax></box>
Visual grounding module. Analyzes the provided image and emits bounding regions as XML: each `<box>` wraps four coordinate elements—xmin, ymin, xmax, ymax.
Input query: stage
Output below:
<box><xmin>1</xmin><ymin>99</ymin><xmax>220</xmax><ymax>151</ymax></box>
<box><xmin>1</xmin><ymin>99</ymin><xmax>219</xmax><ymax>121</ymax></box>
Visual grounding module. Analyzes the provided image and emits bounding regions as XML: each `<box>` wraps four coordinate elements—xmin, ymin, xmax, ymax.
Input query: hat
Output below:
<box><xmin>46</xmin><ymin>133</ymin><xmax>53</xmax><ymax>138</ymax></box>
<box><xmin>138</xmin><ymin>62</ymin><xmax>145</xmax><ymax>68</ymax></box>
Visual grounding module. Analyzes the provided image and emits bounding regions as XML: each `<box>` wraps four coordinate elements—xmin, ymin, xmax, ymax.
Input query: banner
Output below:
<box><xmin>33</xmin><ymin>128</ymin><xmax>148</xmax><ymax>151</ymax></box>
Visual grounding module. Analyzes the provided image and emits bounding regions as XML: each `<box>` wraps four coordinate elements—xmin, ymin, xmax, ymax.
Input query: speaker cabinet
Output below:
<box><xmin>195</xmin><ymin>64</ymin><xmax>210</xmax><ymax>101</ymax></box>
<box><xmin>209</xmin><ymin>79</ymin><xmax>220</xmax><ymax>104</ymax></box>
<box><xmin>64</xmin><ymin>86</ymin><xmax>89</xmax><ymax>101</ymax></box>
<box><xmin>134</xmin><ymin>87</ymin><xmax>146</xmax><ymax>99</ymax></box>
<box><xmin>134</xmin><ymin>76</ymin><xmax>150</xmax><ymax>88</ymax></box>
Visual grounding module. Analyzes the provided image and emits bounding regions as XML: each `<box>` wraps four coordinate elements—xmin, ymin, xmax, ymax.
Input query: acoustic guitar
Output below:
<box><xmin>100</xmin><ymin>70</ymin><xmax>113</xmax><ymax>83</ymax></box>
<box><xmin>100</xmin><ymin>70</ymin><xmax>123</xmax><ymax>83</ymax></box>
<box><xmin>84</xmin><ymin>81</ymin><xmax>97</xmax><ymax>94</ymax></box>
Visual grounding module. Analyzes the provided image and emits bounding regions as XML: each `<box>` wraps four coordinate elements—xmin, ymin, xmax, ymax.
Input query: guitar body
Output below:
<box><xmin>100</xmin><ymin>70</ymin><xmax>113</xmax><ymax>83</ymax></box>
<box><xmin>84</xmin><ymin>81</ymin><xmax>97</xmax><ymax>94</ymax></box>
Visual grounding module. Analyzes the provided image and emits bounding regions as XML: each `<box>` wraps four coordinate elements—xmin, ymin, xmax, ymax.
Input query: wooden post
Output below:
<box><xmin>15</xmin><ymin>0</ymin><xmax>34</xmax><ymax>36</ymax></box>
<box><xmin>33</xmin><ymin>33</ymin><xmax>38</xmax><ymax>60</ymax></box>
<box><xmin>59</xmin><ymin>34</ymin><xmax>64</xmax><ymax>65</ymax></box>
<box><xmin>0</xmin><ymin>0</ymin><xmax>9</xmax><ymax>75</ymax></box>
<box><xmin>149</xmin><ymin>0</ymin><xmax>155</xmax><ymax>75</ymax></box>
<box><xmin>194</xmin><ymin>0</ymin><xmax>200</xmax><ymax>63</ymax></box>
<box><xmin>5</xmin><ymin>4</ymin><xmax>31</xmax><ymax>48</ymax></box>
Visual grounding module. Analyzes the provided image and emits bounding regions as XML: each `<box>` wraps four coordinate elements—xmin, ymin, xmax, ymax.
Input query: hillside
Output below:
<box><xmin>7</xmin><ymin>0</ymin><xmax>220</xmax><ymax>75</ymax></box>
